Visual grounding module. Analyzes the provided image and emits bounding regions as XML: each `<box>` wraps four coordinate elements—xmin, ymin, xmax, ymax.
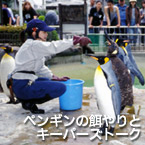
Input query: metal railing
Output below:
<box><xmin>50</xmin><ymin>25</ymin><xmax>145</xmax><ymax>52</ymax></box>
<box><xmin>0</xmin><ymin>25</ymin><xmax>145</xmax><ymax>52</ymax></box>
<box><xmin>88</xmin><ymin>26</ymin><xmax>145</xmax><ymax>52</ymax></box>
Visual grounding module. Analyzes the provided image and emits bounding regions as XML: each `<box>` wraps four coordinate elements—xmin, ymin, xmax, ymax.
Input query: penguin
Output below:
<box><xmin>0</xmin><ymin>49</ymin><xmax>6</xmax><ymax>92</ymax></box>
<box><xmin>87</xmin><ymin>54</ymin><xmax>121</xmax><ymax>135</ymax></box>
<box><xmin>105</xmin><ymin>35</ymin><xmax>134</xmax><ymax>111</ymax></box>
<box><xmin>115</xmin><ymin>39</ymin><xmax>144</xmax><ymax>86</ymax></box>
<box><xmin>0</xmin><ymin>45</ymin><xmax>17</xmax><ymax>103</ymax></box>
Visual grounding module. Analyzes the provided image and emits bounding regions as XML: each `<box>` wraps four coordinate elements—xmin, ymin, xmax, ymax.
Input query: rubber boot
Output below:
<box><xmin>22</xmin><ymin>102</ymin><xmax>45</xmax><ymax>114</ymax></box>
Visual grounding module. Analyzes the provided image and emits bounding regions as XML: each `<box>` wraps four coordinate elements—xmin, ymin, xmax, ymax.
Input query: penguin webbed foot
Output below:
<box><xmin>98</xmin><ymin>123</ymin><xmax>115</xmax><ymax>136</ymax></box>
<box><xmin>99</xmin><ymin>123</ymin><xmax>107</xmax><ymax>136</ymax></box>
<box><xmin>99</xmin><ymin>126</ymin><xmax>106</xmax><ymax>136</ymax></box>
<box><xmin>121</xmin><ymin>105</ymin><xmax>126</xmax><ymax>111</ymax></box>
<box><xmin>99</xmin><ymin>126</ymin><xmax>115</xmax><ymax>136</ymax></box>
<box><xmin>108</xmin><ymin>126</ymin><xmax>115</xmax><ymax>134</ymax></box>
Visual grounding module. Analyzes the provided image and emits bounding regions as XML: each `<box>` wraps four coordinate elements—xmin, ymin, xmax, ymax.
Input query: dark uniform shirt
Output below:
<box><xmin>23</xmin><ymin>8</ymin><xmax>38</xmax><ymax>23</ymax></box>
<box><xmin>2</xmin><ymin>8</ymin><xmax>11</xmax><ymax>25</ymax></box>
<box><xmin>90</xmin><ymin>7</ymin><xmax>104</xmax><ymax>26</ymax></box>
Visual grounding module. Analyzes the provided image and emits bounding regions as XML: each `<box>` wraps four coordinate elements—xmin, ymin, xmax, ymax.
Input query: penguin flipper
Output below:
<box><xmin>101</xmin><ymin>61</ymin><xmax>121</xmax><ymax>117</ymax></box>
<box><xmin>118</xmin><ymin>46</ymin><xmax>144</xmax><ymax>86</ymax></box>
<box><xmin>126</xmin><ymin>45</ymin><xmax>145</xmax><ymax>86</ymax></box>
<box><xmin>131</xmin><ymin>67</ymin><xmax>145</xmax><ymax>86</ymax></box>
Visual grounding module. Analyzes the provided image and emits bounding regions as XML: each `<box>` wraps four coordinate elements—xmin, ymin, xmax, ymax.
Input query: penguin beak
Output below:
<box><xmin>104</xmin><ymin>31</ymin><xmax>113</xmax><ymax>44</ymax></box>
<box><xmin>0</xmin><ymin>45</ymin><xmax>13</xmax><ymax>53</ymax></box>
<box><xmin>107</xmin><ymin>40</ymin><xmax>111</xmax><ymax>45</ymax></box>
<box><xmin>86</xmin><ymin>54</ymin><xmax>99</xmax><ymax>61</ymax></box>
<box><xmin>0</xmin><ymin>46</ymin><xmax>6</xmax><ymax>50</ymax></box>
<box><xmin>90</xmin><ymin>56</ymin><xmax>98</xmax><ymax>61</ymax></box>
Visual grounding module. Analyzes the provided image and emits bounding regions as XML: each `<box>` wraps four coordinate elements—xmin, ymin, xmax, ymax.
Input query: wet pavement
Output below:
<box><xmin>0</xmin><ymin>87</ymin><xmax>145</xmax><ymax>145</ymax></box>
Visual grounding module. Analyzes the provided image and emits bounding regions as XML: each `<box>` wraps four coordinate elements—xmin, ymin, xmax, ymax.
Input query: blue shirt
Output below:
<box><xmin>131</xmin><ymin>8</ymin><xmax>136</xmax><ymax>26</ymax></box>
<box><xmin>116</xmin><ymin>4</ymin><xmax>127</xmax><ymax>26</ymax></box>
<box><xmin>140</xmin><ymin>8</ymin><xmax>145</xmax><ymax>24</ymax></box>
<box><xmin>2</xmin><ymin>8</ymin><xmax>15</xmax><ymax>25</ymax></box>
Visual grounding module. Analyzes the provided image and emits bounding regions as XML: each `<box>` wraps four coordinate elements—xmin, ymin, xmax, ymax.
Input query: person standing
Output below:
<box><xmin>104</xmin><ymin>0</ymin><xmax>120</xmax><ymax>38</ymax></box>
<box><xmin>89</xmin><ymin>1</ymin><xmax>104</xmax><ymax>33</ymax></box>
<box><xmin>2</xmin><ymin>2</ymin><xmax>16</xmax><ymax>25</ymax></box>
<box><xmin>116</xmin><ymin>0</ymin><xmax>128</xmax><ymax>37</ymax></box>
<box><xmin>126</xmin><ymin>0</ymin><xmax>140</xmax><ymax>45</ymax></box>
<box><xmin>23</xmin><ymin>1</ymin><xmax>38</xmax><ymax>23</ymax></box>
<box><xmin>45</xmin><ymin>10</ymin><xmax>59</xmax><ymax>25</ymax></box>
<box><xmin>140</xmin><ymin>0</ymin><xmax>145</xmax><ymax>44</ymax></box>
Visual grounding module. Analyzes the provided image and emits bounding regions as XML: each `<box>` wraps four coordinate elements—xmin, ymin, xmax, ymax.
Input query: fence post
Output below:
<box><xmin>0</xmin><ymin>0</ymin><xmax>2</xmax><ymax>25</ymax></box>
<box><xmin>19</xmin><ymin>0</ymin><xmax>23</xmax><ymax>26</ymax></box>
<box><xmin>84</xmin><ymin>0</ymin><xmax>87</xmax><ymax>36</ymax></box>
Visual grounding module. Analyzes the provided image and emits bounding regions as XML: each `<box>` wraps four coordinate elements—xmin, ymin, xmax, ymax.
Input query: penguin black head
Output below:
<box><xmin>104</xmin><ymin>31</ymin><xmax>119</xmax><ymax>57</ymax></box>
<box><xmin>107</xmin><ymin>42</ymin><xmax>119</xmax><ymax>57</ymax></box>
<box><xmin>86</xmin><ymin>54</ymin><xmax>109</xmax><ymax>65</ymax></box>
<box><xmin>0</xmin><ymin>45</ymin><xmax>13</xmax><ymax>54</ymax></box>
<box><xmin>115</xmin><ymin>38</ymin><xmax>129</xmax><ymax>48</ymax></box>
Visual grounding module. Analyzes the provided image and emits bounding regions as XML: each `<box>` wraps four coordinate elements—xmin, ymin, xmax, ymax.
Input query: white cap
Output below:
<box><xmin>129</xmin><ymin>0</ymin><xmax>137</xmax><ymax>2</ymax></box>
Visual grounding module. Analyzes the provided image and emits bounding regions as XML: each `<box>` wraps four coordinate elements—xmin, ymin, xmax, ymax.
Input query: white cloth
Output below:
<box><xmin>12</xmin><ymin>39</ymin><xmax>73</xmax><ymax>81</ymax></box>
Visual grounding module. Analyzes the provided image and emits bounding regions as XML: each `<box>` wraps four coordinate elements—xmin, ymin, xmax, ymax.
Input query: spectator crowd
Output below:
<box><xmin>1</xmin><ymin>0</ymin><xmax>145</xmax><ymax>44</ymax></box>
<box><xmin>89</xmin><ymin>0</ymin><xmax>145</xmax><ymax>43</ymax></box>
<box><xmin>1</xmin><ymin>1</ymin><xmax>58</xmax><ymax>26</ymax></box>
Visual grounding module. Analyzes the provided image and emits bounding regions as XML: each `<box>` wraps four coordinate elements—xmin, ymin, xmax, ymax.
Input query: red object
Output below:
<box><xmin>73</xmin><ymin>36</ymin><xmax>92</xmax><ymax>46</ymax></box>
<box><xmin>32</xmin><ymin>27</ymin><xmax>37</xmax><ymax>32</ymax></box>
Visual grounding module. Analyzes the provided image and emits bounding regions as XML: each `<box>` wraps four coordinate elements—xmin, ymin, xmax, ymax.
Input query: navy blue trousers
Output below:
<box><xmin>12</xmin><ymin>78</ymin><xmax>66</xmax><ymax>104</ymax></box>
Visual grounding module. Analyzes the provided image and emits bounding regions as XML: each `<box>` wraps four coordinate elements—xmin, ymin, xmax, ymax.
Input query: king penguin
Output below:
<box><xmin>115</xmin><ymin>38</ymin><xmax>144</xmax><ymax>86</ymax></box>
<box><xmin>87</xmin><ymin>54</ymin><xmax>121</xmax><ymax>135</ymax></box>
<box><xmin>0</xmin><ymin>48</ymin><xmax>6</xmax><ymax>92</ymax></box>
<box><xmin>105</xmin><ymin>34</ymin><xmax>134</xmax><ymax>111</ymax></box>
<box><xmin>0</xmin><ymin>45</ymin><xmax>16</xmax><ymax>103</ymax></box>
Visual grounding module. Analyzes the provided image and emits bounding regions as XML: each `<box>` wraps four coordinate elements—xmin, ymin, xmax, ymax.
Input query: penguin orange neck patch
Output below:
<box><xmin>104</xmin><ymin>57</ymin><xmax>109</xmax><ymax>64</ymax></box>
<box><xmin>3</xmin><ymin>53</ymin><xmax>12</xmax><ymax>59</ymax></box>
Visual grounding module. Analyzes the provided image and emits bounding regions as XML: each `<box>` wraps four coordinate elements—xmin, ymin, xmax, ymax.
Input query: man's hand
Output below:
<box><xmin>52</xmin><ymin>75</ymin><xmax>70</xmax><ymax>81</ymax></box>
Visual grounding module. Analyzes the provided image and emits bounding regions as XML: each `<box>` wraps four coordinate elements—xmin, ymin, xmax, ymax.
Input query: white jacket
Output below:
<box><xmin>12</xmin><ymin>39</ymin><xmax>73</xmax><ymax>81</ymax></box>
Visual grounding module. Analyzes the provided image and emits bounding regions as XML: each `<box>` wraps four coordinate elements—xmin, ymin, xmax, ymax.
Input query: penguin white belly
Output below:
<box><xmin>0</xmin><ymin>54</ymin><xmax>15</xmax><ymax>97</ymax></box>
<box><xmin>94</xmin><ymin>67</ymin><xmax>116</xmax><ymax>120</ymax></box>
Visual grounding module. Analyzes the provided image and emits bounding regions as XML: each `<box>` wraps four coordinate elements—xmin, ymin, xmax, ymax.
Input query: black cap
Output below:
<box><xmin>120</xmin><ymin>0</ymin><xmax>125</xmax><ymax>2</ymax></box>
<box><xmin>26</xmin><ymin>19</ymin><xmax>55</xmax><ymax>33</ymax></box>
<box><xmin>2</xmin><ymin>2</ymin><xmax>8</xmax><ymax>7</ymax></box>
<box><xmin>107</xmin><ymin>0</ymin><xmax>114</xmax><ymax>3</ymax></box>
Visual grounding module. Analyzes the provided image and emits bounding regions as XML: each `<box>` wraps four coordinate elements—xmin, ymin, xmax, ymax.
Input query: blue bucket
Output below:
<box><xmin>59</xmin><ymin>79</ymin><xmax>84</xmax><ymax>110</ymax></box>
